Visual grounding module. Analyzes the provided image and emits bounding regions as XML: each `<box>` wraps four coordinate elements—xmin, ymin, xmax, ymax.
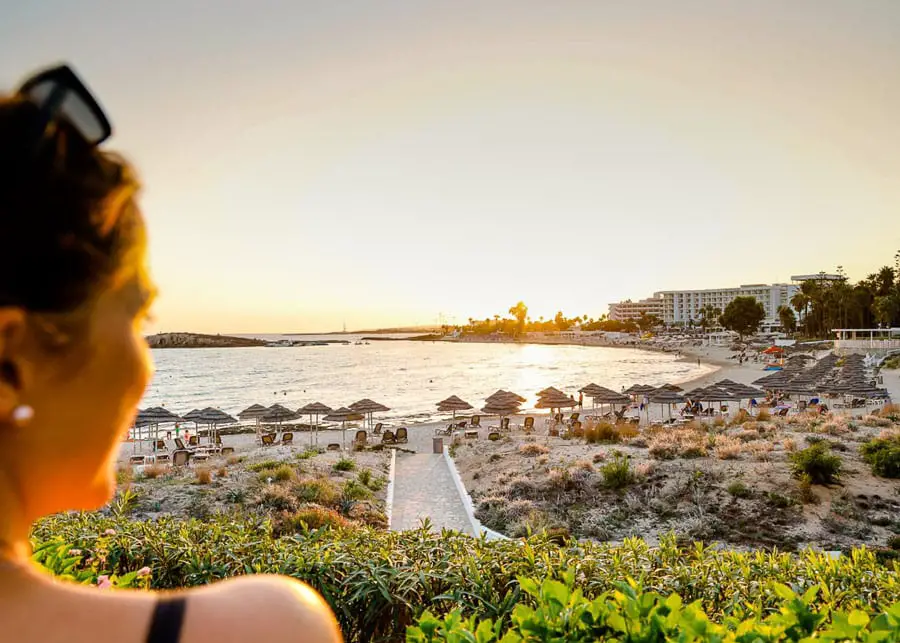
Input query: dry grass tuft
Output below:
<box><xmin>195</xmin><ymin>467</ymin><xmax>212</xmax><ymax>485</ymax></box>
<box><xmin>648</xmin><ymin>426</ymin><xmax>707</xmax><ymax>460</ymax></box>
<box><xmin>782</xmin><ymin>438</ymin><xmax>797</xmax><ymax>452</ymax></box>
<box><xmin>757</xmin><ymin>409</ymin><xmax>771</xmax><ymax>421</ymax></box>
<box><xmin>143</xmin><ymin>464</ymin><xmax>167</xmax><ymax>480</ymax></box>
<box><xmin>746</xmin><ymin>440</ymin><xmax>774</xmax><ymax>461</ymax></box>
<box><xmin>713</xmin><ymin>435</ymin><xmax>742</xmax><ymax>460</ymax></box>
<box><xmin>519</xmin><ymin>443</ymin><xmax>550</xmax><ymax>457</ymax></box>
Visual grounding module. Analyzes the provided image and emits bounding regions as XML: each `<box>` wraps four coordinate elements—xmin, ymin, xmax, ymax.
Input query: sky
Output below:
<box><xmin>2</xmin><ymin>1</ymin><xmax>899</xmax><ymax>333</ymax></box>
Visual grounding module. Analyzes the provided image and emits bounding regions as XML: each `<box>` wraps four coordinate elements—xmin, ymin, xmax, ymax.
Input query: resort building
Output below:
<box><xmin>655</xmin><ymin>283</ymin><xmax>798</xmax><ymax>327</ymax></box>
<box><xmin>608</xmin><ymin>297</ymin><xmax>665</xmax><ymax>321</ymax></box>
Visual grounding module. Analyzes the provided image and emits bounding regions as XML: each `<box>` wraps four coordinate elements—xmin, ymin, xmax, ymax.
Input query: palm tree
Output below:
<box><xmin>790</xmin><ymin>291</ymin><xmax>811</xmax><ymax>335</ymax></box>
<box><xmin>508</xmin><ymin>301</ymin><xmax>528</xmax><ymax>336</ymax></box>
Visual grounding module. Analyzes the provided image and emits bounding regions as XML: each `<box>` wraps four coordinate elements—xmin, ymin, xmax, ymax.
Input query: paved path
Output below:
<box><xmin>390</xmin><ymin>449</ymin><xmax>473</xmax><ymax>534</ymax></box>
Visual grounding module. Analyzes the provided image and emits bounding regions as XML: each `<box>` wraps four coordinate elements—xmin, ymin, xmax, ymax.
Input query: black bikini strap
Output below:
<box><xmin>146</xmin><ymin>596</ymin><xmax>187</xmax><ymax>643</ymax></box>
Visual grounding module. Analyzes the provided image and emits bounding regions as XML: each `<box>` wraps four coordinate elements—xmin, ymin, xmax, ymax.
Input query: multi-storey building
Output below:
<box><xmin>607</xmin><ymin>297</ymin><xmax>664</xmax><ymax>321</ymax></box>
<box><xmin>654</xmin><ymin>283</ymin><xmax>798</xmax><ymax>326</ymax></box>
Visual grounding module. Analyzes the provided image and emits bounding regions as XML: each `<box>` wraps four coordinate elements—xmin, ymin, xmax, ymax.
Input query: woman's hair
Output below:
<box><xmin>0</xmin><ymin>96</ymin><xmax>142</xmax><ymax>316</ymax></box>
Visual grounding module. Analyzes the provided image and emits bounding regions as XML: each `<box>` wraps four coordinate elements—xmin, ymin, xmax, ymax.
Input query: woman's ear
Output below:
<box><xmin>0</xmin><ymin>308</ymin><xmax>27</xmax><ymax>421</ymax></box>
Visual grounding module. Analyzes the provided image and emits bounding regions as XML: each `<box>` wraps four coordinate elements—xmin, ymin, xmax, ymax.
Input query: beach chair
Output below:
<box><xmin>382</xmin><ymin>430</ymin><xmax>396</xmax><ymax>444</ymax></box>
<box><xmin>488</xmin><ymin>431</ymin><xmax>501</xmax><ymax>441</ymax></box>
<box><xmin>154</xmin><ymin>439</ymin><xmax>166</xmax><ymax>451</ymax></box>
<box><xmin>777</xmin><ymin>408</ymin><xmax>789</xmax><ymax>417</ymax></box>
<box><xmin>220</xmin><ymin>446</ymin><xmax>235</xmax><ymax>457</ymax></box>
<box><xmin>191</xmin><ymin>450</ymin><xmax>209</xmax><ymax>463</ymax></box>
<box><xmin>327</xmin><ymin>443</ymin><xmax>341</xmax><ymax>451</ymax></box>
<box><xmin>261</xmin><ymin>433</ymin><xmax>276</xmax><ymax>446</ymax></box>
<box><xmin>129</xmin><ymin>455</ymin><xmax>146</xmax><ymax>465</ymax></box>
<box><xmin>395</xmin><ymin>427</ymin><xmax>408</xmax><ymax>443</ymax></box>
<box><xmin>470</xmin><ymin>416</ymin><xmax>481</xmax><ymax>428</ymax></box>
<box><xmin>568</xmin><ymin>413</ymin><xmax>580</xmax><ymax>426</ymax></box>
<box><xmin>549</xmin><ymin>426</ymin><xmax>560</xmax><ymax>437</ymax></box>
<box><xmin>456</xmin><ymin>421</ymin><xmax>467</xmax><ymax>430</ymax></box>
<box><xmin>171</xmin><ymin>450</ymin><xmax>191</xmax><ymax>467</ymax></box>
<box><xmin>499</xmin><ymin>417</ymin><xmax>511</xmax><ymax>432</ymax></box>
<box><xmin>188</xmin><ymin>435</ymin><xmax>200</xmax><ymax>447</ymax></box>
<box><xmin>523</xmin><ymin>416</ymin><xmax>534</xmax><ymax>433</ymax></box>
<box><xmin>571</xmin><ymin>421</ymin><xmax>584</xmax><ymax>438</ymax></box>
<box><xmin>373</xmin><ymin>423</ymin><xmax>383</xmax><ymax>435</ymax></box>
<box><xmin>174</xmin><ymin>438</ymin><xmax>187</xmax><ymax>450</ymax></box>
<box><xmin>354</xmin><ymin>430</ymin><xmax>368</xmax><ymax>448</ymax></box>
<box><xmin>435</xmin><ymin>424</ymin><xmax>455</xmax><ymax>436</ymax></box>
<box><xmin>280</xmin><ymin>432</ymin><xmax>294</xmax><ymax>446</ymax></box>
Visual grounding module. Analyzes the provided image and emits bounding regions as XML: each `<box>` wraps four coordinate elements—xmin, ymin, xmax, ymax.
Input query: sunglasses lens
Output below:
<box><xmin>24</xmin><ymin>78</ymin><xmax>106</xmax><ymax>145</ymax></box>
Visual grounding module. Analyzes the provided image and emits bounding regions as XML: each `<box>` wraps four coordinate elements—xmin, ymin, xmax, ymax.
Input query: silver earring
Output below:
<box><xmin>12</xmin><ymin>405</ymin><xmax>34</xmax><ymax>426</ymax></box>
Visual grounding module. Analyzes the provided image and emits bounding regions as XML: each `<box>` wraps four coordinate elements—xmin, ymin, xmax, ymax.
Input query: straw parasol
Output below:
<box><xmin>648</xmin><ymin>388</ymin><xmax>684</xmax><ymax>421</ymax></box>
<box><xmin>486</xmin><ymin>390</ymin><xmax>526</xmax><ymax>405</ymax></box>
<box><xmin>436</xmin><ymin>395</ymin><xmax>473</xmax><ymax>419</ymax></box>
<box><xmin>350</xmin><ymin>399</ymin><xmax>391</xmax><ymax>429</ymax></box>
<box><xmin>657</xmin><ymin>383</ymin><xmax>684</xmax><ymax>392</ymax></box>
<box><xmin>134</xmin><ymin>407</ymin><xmax>183</xmax><ymax>451</ymax></box>
<box><xmin>323</xmin><ymin>407</ymin><xmax>365</xmax><ymax>449</ymax></box>
<box><xmin>535</xmin><ymin>388</ymin><xmax>576</xmax><ymax>422</ymax></box>
<box><xmin>262</xmin><ymin>404</ymin><xmax>299</xmax><ymax>427</ymax></box>
<box><xmin>481</xmin><ymin>397</ymin><xmax>521</xmax><ymax>422</ymax></box>
<box><xmin>238</xmin><ymin>404</ymin><xmax>269</xmax><ymax>425</ymax></box>
<box><xmin>299</xmin><ymin>402</ymin><xmax>333</xmax><ymax>446</ymax></box>
<box><xmin>192</xmin><ymin>407</ymin><xmax>237</xmax><ymax>445</ymax></box>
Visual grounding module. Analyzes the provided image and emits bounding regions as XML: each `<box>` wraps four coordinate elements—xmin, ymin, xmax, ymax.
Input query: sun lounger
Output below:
<box><xmin>456</xmin><ymin>421</ymin><xmax>467</xmax><ymax>430</ymax></box>
<box><xmin>571</xmin><ymin>421</ymin><xmax>584</xmax><ymax>438</ymax></box>
<box><xmin>549</xmin><ymin>426</ymin><xmax>560</xmax><ymax>437</ymax></box>
<box><xmin>373</xmin><ymin>423</ymin><xmax>383</xmax><ymax>435</ymax></box>
<box><xmin>188</xmin><ymin>435</ymin><xmax>200</xmax><ymax>447</ymax></box>
<box><xmin>499</xmin><ymin>417</ymin><xmax>511</xmax><ymax>432</ymax></box>
<box><xmin>488</xmin><ymin>431</ymin><xmax>501</xmax><ymax>441</ymax></box>
<box><xmin>327</xmin><ymin>443</ymin><xmax>341</xmax><ymax>451</ymax></box>
<box><xmin>382</xmin><ymin>430</ymin><xmax>396</xmax><ymax>444</ymax></box>
<box><xmin>280</xmin><ymin>432</ymin><xmax>294</xmax><ymax>446</ymax></box>
<box><xmin>129</xmin><ymin>455</ymin><xmax>146</xmax><ymax>465</ymax></box>
<box><xmin>191</xmin><ymin>451</ymin><xmax>209</xmax><ymax>462</ymax></box>
<box><xmin>220</xmin><ymin>446</ymin><xmax>235</xmax><ymax>457</ymax></box>
<box><xmin>395</xmin><ymin>427</ymin><xmax>408</xmax><ymax>443</ymax></box>
<box><xmin>435</xmin><ymin>424</ymin><xmax>455</xmax><ymax>436</ymax></box>
<box><xmin>465</xmin><ymin>430</ymin><xmax>478</xmax><ymax>439</ymax></box>
<box><xmin>261</xmin><ymin>433</ymin><xmax>276</xmax><ymax>446</ymax></box>
<box><xmin>523</xmin><ymin>417</ymin><xmax>534</xmax><ymax>433</ymax></box>
<box><xmin>354</xmin><ymin>430</ymin><xmax>367</xmax><ymax>448</ymax></box>
<box><xmin>470</xmin><ymin>416</ymin><xmax>481</xmax><ymax>428</ymax></box>
<box><xmin>567</xmin><ymin>413</ymin><xmax>580</xmax><ymax>426</ymax></box>
<box><xmin>171</xmin><ymin>450</ymin><xmax>191</xmax><ymax>467</ymax></box>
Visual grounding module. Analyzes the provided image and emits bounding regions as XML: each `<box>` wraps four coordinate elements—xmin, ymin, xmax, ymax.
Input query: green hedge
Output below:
<box><xmin>33</xmin><ymin>513</ymin><xmax>900</xmax><ymax>642</ymax></box>
<box><xmin>410</xmin><ymin>576</ymin><xmax>900</xmax><ymax>642</ymax></box>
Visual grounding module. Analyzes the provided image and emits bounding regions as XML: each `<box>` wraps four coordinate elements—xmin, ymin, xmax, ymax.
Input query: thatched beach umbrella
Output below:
<box><xmin>350</xmin><ymin>399</ymin><xmax>391</xmax><ymax>429</ymax></box>
<box><xmin>262</xmin><ymin>404</ymin><xmax>299</xmax><ymax>428</ymax></box>
<box><xmin>535</xmin><ymin>389</ymin><xmax>576</xmax><ymax>422</ymax></box>
<box><xmin>193</xmin><ymin>407</ymin><xmax>237</xmax><ymax>445</ymax></box>
<box><xmin>323</xmin><ymin>407</ymin><xmax>365</xmax><ymax>449</ymax></box>
<box><xmin>436</xmin><ymin>395</ymin><xmax>473</xmax><ymax>419</ymax></box>
<box><xmin>481</xmin><ymin>398</ymin><xmax>521</xmax><ymax>423</ymax></box>
<box><xmin>648</xmin><ymin>389</ymin><xmax>684</xmax><ymax>421</ymax></box>
<box><xmin>299</xmin><ymin>402</ymin><xmax>333</xmax><ymax>446</ymax></box>
<box><xmin>486</xmin><ymin>390</ymin><xmax>526</xmax><ymax>404</ymax></box>
<box><xmin>134</xmin><ymin>407</ymin><xmax>183</xmax><ymax>451</ymax></box>
<box><xmin>238</xmin><ymin>404</ymin><xmax>269</xmax><ymax>425</ymax></box>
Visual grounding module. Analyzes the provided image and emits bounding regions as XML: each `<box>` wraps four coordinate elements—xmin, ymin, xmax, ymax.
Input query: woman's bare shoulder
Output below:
<box><xmin>180</xmin><ymin>575</ymin><xmax>341</xmax><ymax>643</ymax></box>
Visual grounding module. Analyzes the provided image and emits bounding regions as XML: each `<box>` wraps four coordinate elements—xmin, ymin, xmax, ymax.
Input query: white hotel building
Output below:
<box><xmin>610</xmin><ymin>282</ymin><xmax>802</xmax><ymax>328</ymax></box>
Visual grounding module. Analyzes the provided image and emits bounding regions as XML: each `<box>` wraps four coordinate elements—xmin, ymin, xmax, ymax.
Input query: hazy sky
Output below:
<box><xmin>3</xmin><ymin>1</ymin><xmax>899</xmax><ymax>332</ymax></box>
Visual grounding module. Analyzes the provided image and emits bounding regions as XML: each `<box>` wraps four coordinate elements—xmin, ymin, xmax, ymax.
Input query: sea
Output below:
<box><xmin>140</xmin><ymin>334</ymin><xmax>716</xmax><ymax>424</ymax></box>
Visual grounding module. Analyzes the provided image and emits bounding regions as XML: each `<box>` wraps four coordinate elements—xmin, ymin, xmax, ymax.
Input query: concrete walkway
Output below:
<box><xmin>390</xmin><ymin>450</ymin><xmax>473</xmax><ymax>534</ymax></box>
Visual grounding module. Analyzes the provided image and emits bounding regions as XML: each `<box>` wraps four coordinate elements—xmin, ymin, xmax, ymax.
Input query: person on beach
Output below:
<box><xmin>0</xmin><ymin>65</ymin><xmax>340</xmax><ymax>643</ymax></box>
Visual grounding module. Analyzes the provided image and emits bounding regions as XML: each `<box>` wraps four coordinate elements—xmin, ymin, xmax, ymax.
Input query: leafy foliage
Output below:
<box><xmin>32</xmin><ymin>513</ymin><xmax>900</xmax><ymax>642</ymax></box>
<box><xmin>790</xmin><ymin>442</ymin><xmax>842</xmax><ymax>484</ymax></box>
<box><xmin>409</xmin><ymin>574</ymin><xmax>900</xmax><ymax>643</ymax></box>
<box><xmin>719</xmin><ymin>296</ymin><xmax>766</xmax><ymax>340</ymax></box>
<box><xmin>860</xmin><ymin>435</ymin><xmax>900</xmax><ymax>478</ymax></box>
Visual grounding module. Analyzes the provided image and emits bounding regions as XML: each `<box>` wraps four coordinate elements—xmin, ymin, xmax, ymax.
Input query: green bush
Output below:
<box><xmin>599</xmin><ymin>453</ymin><xmax>634</xmax><ymax>489</ymax></box>
<box><xmin>860</xmin><ymin>436</ymin><xmax>900</xmax><ymax>478</ymax></box>
<box><xmin>257</xmin><ymin>464</ymin><xmax>295</xmax><ymax>483</ymax></box>
<box><xmin>408</xmin><ymin>574</ymin><xmax>900</xmax><ymax>643</ymax></box>
<box><xmin>333</xmin><ymin>458</ymin><xmax>356</xmax><ymax>472</ymax></box>
<box><xmin>726</xmin><ymin>481</ymin><xmax>751</xmax><ymax>498</ymax></box>
<box><xmin>342</xmin><ymin>480</ymin><xmax>372</xmax><ymax>501</ymax></box>
<box><xmin>247</xmin><ymin>459</ymin><xmax>282</xmax><ymax>472</ymax></box>
<box><xmin>790</xmin><ymin>443</ymin><xmax>842</xmax><ymax>484</ymax></box>
<box><xmin>31</xmin><ymin>513</ymin><xmax>900</xmax><ymax>643</ymax></box>
<box><xmin>292</xmin><ymin>478</ymin><xmax>340</xmax><ymax>506</ymax></box>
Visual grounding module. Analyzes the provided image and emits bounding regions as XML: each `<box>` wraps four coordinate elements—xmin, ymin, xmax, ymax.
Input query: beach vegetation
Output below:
<box><xmin>599</xmin><ymin>453</ymin><xmax>634</xmax><ymax>489</ymax></box>
<box><xmin>778</xmin><ymin>304</ymin><xmax>797</xmax><ymax>333</ymax></box>
<box><xmin>860</xmin><ymin>435</ymin><xmax>900</xmax><ymax>478</ymax></box>
<box><xmin>292</xmin><ymin>477</ymin><xmax>341</xmax><ymax>505</ymax></box>
<box><xmin>257</xmin><ymin>485</ymin><xmax>297</xmax><ymax>512</ymax></box>
<box><xmin>342</xmin><ymin>479</ymin><xmax>372</xmax><ymax>501</ymax></box>
<box><xmin>275</xmin><ymin>506</ymin><xmax>350</xmax><ymax>534</ymax></box>
<box><xmin>790</xmin><ymin>443</ymin><xmax>842</xmax><ymax>484</ymax></box>
<box><xmin>247</xmin><ymin>459</ymin><xmax>283</xmax><ymax>472</ymax></box>
<box><xmin>333</xmin><ymin>457</ymin><xmax>356</xmax><ymax>472</ymax></box>
<box><xmin>519</xmin><ymin>443</ymin><xmax>549</xmax><ymax>457</ymax></box>
<box><xmin>194</xmin><ymin>467</ymin><xmax>212</xmax><ymax>485</ymax></box>
<box><xmin>726</xmin><ymin>481</ymin><xmax>751</xmax><ymax>498</ymax></box>
<box><xmin>31</xmin><ymin>513</ymin><xmax>900</xmax><ymax>642</ymax></box>
<box><xmin>226</xmin><ymin>455</ymin><xmax>244</xmax><ymax>465</ymax></box>
<box><xmin>142</xmin><ymin>464</ymin><xmax>166</xmax><ymax>480</ymax></box>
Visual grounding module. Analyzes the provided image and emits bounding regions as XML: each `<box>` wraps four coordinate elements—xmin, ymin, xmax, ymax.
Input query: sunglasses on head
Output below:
<box><xmin>17</xmin><ymin>63</ymin><xmax>112</xmax><ymax>148</ymax></box>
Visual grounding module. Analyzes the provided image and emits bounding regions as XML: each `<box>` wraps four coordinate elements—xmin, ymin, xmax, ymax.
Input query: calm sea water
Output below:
<box><xmin>141</xmin><ymin>335</ymin><xmax>716</xmax><ymax>423</ymax></box>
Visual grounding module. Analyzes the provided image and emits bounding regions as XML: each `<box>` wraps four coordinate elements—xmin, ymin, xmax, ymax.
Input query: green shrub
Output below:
<box><xmin>586</xmin><ymin>422</ymin><xmax>618</xmax><ymax>444</ymax></box>
<box><xmin>727</xmin><ymin>481</ymin><xmax>751</xmax><ymax>498</ymax></box>
<box><xmin>342</xmin><ymin>480</ymin><xmax>372</xmax><ymax>501</ymax></box>
<box><xmin>357</xmin><ymin>469</ymin><xmax>373</xmax><ymax>487</ymax></box>
<box><xmin>860</xmin><ymin>436</ymin><xmax>900</xmax><ymax>478</ymax></box>
<box><xmin>31</xmin><ymin>514</ymin><xmax>900</xmax><ymax>643</ymax></box>
<box><xmin>275</xmin><ymin>506</ymin><xmax>350</xmax><ymax>535</ymax></box>
<box><xmin>247</xmin><ymin>459</ymin><xmax>282</xmax><ymax>472</ymax></box>
<box><xmin>789</xmin><ymin>443</ymin><xmax>842</xmax><ymax>484</ymax></box>
<box><xmin>408</xmin><ymin>575</ymin><xmax>900</xmax><ymax>643</ymax></box>
<box><xmin>333</xmin><ymin>458</ymin><xmax>356</xmax><ymax>472</ymax></box>
<box><xmin>599</xmin><ymin>453</ymin><xmax>633</xmax><ymax>490</ymax></box>
<box><xmin>257</xmin><ymin>486</ymin><xmax>296</xmax><ymax>512</ymax></box>
<box><xmin>292</xmin><ymin>478</ymin><xmax>340</xmax><ymax>506</ymax></box>
<box><xmin>296</xmin><ymin>448</ymin><xmax>321</xmax><ymax>460</ymax></box>
<box><xmin>889</xmin><ymin>535</ymin><xmax>900</xmax><ymax>551</ymax></box>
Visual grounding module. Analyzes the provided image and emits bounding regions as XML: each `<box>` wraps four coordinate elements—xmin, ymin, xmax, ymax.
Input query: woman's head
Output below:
<box><xmin>0</xmin><ymin>92</ymin><xmax>153</xmax><ymax>523</ymax></box>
